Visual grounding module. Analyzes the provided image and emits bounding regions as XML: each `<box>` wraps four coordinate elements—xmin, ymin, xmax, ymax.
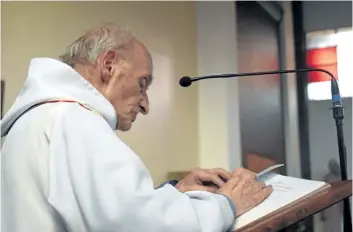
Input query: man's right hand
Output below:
<box><xmin>218</xmin><ymin>168</ymin><xmax>273</xmax><ymax>217</ymax></box>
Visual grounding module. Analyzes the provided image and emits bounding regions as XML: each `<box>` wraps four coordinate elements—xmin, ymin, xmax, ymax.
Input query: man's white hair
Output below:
<box><xmin>59</xmin><ymin>24</ymin><xmax>135</xmax><ymax>67</ymax></box>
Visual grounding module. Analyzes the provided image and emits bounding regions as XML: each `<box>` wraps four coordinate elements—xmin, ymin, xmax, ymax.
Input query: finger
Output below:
<box><xmin>265</xmin><ymin>185</ymin><xmax>273</xmax><ymax>194</ymax></box>
<box><xmin>231</xmin><ymin>175</ymin><xmax>250</xmax><ymax>191</ymax></box>
<box><xmin>202</xmin><ymin>181</ymin><xmax>219</xmax><ymax>188</ymax></box>
<box><xmin>253</xmin><ymin>181</ymin><xmax>267</xmax><ymax>192</ymax></box>
<box><xmin>231</xmin><ymin>174</ymin><xmax>261</xmax><ymax>193</ymax></box>
<box><xmin>243</xmin><ymin>181</ymin><xmax>266</xmax><ymax>194</ymax></box>
<box><xmin>232</xmin><ymin>168</ymin><xmax>256</xmax><ymax>180</ymax></box>
<box><xmin>253</xmin><ymin>185</ymin><xmax>273</xmax><ymax>203</ymax></box>
<box><xmin>232</xmin><ymin>167</ymin><xmax>251</xmax><ymax>176</ymax></box>
<box><xmin>234</xmin><ymin>170</ymin><xmax>256</xmax><ymax>186</ymax></box>
<box><xmin>242</xmin><ymin>171</ymin><xmax>257</xmax><ymax>182</ymax></box>
<box><xmin>198</xmin><ymin>171</ymin><xmax>227</xmax><ymax>187</ymax></box>
<box><xmin>231</xmin><ymin>167</ymin><xmax>244</xmax><ymax>176</ymax></box>
<box><xmin>221</xmin><ymin>175</ymin><xmax>241</xmax><ymax>189</ymax></box>
<box><xmin>209</xmin><ymin>168</ymin><xmax>232</xmax><ymax>182</ymax></box>
<box><xmin>206</xmin><ymin>175</ymin><xmax>227</xmax><ymax>187</ymax></box>
<box><xmin>196</xmin><ymin>185</ymin><xmax>218</xmax><ymax>193</ymax></box>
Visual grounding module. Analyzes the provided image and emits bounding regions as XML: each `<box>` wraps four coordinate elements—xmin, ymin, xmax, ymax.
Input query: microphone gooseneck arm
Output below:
<box><xmin>180</xmin><ymin>67</ymin><xmax>352</xmax><ymax>231</ymax></box>
<box><xmin>180</xmin><ymin>68</ymin><xmax>335</xmax><ymax>85</ymax></box>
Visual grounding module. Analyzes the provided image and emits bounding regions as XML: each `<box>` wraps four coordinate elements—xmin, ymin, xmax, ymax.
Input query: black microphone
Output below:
<box><xmin>180</xmin><ymin>68</ymin><xmax>352</xmax><ymax>231</ymax></box>
<box><xmin>179</xmin><ymin>76</ymin><xmax>193</xmax><ymax>87</ymax></box>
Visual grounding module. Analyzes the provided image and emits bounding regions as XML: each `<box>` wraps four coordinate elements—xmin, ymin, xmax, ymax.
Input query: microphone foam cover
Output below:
<box><xmin>179</xmin><ymin>76</ymin><xmax>192</xmax><ymax>87</ymax></box>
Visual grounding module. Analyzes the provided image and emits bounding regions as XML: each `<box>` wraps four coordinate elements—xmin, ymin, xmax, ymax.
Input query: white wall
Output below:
<box><xmin>195</xmin><ymin>1</ymin><xmax>242</xmax><ymax>171</ymax></box>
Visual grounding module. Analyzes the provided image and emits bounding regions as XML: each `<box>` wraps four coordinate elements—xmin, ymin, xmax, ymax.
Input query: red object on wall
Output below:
<box><xmin>306</xmin><ymin>46</ymin><xmax>338</xmax><ymax>83</ymax></box>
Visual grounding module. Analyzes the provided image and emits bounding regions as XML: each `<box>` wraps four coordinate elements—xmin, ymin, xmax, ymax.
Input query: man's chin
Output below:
<box><xmin>116</xmin><ymin>122</ymin><xmax>132</xmax><ymax>132</ymax></box>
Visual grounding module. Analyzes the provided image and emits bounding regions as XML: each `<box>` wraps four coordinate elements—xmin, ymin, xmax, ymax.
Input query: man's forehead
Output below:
<box><xmin>131</xmin><ymin>41</ymin><xmax>151</xmax><ymax>63</ymax></box>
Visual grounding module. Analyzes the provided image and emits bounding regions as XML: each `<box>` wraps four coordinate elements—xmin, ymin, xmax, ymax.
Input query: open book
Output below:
<box><xmin>231</xmin><ymin>164</ymin><xmax>331</xmax><ymax>231</ymax></box>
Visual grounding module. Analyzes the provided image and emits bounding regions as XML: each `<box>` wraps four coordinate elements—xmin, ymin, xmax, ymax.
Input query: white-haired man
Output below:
<box><xmin>1</xmin><ymin>24</ymin><xmax>272</xmax><ymax>232</ymax></box>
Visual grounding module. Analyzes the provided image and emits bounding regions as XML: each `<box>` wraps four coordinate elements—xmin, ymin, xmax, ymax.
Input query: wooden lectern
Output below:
<box><xmin>234</xmin><ymin>180</ymin><xmax>352</xmax><ymax>232</ymax></box>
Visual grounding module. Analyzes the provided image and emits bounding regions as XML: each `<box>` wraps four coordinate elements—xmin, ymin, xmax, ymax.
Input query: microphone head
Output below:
<box><xmin>179</xmin><ymin>76</ymin><xmax>192</xmax><ymax>87</ymax></box>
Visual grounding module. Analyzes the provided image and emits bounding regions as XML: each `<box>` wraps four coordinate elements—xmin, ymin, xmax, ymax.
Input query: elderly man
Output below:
<box><xmin>1</xmin><ymin>24</ymin><xmax>272</xmax><ymax>232</ymax></box>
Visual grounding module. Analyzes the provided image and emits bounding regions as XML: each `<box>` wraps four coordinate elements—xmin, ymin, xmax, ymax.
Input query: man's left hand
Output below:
<box><xmin>175</xmin><ymin>168</ymin><xmax>231</xmax><ymax>193</ymax></box>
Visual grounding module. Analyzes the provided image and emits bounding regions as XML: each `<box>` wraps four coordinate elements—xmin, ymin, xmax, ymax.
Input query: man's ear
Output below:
<box><xmin>101</xmin><ymin>50</ymin><xmax>119</xmax><ymax>83</ymax></box>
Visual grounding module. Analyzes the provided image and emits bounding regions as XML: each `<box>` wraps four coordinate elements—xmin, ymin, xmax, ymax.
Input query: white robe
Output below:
<box><xmin>1</xmin><ymin>58</ymin><xmax>234</xmax><ymax>232</ymax></box>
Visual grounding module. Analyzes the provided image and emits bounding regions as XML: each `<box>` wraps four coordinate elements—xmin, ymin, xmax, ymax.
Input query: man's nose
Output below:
<box><xmin>139</xmin><ymin>95</ymin><xmax>149</xmax><ymax>115</ymax></box>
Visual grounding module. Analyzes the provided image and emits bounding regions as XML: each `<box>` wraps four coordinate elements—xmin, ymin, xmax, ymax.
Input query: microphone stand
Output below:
<box><xmin>180</xmin><ymin>68</ymin><xmax>352</xmax><ymax>232</ymax></box>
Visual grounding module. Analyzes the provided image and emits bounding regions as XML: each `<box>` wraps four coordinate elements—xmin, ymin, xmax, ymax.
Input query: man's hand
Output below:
<box><xmin>176</xmin><ymin>168</ymin><xmax>231</xmax><ymax>193</ymax></box>
<box><xmin>218</xmin><ymin>168</ymin><xmax>273</xmax><ymax>217</ymax></box>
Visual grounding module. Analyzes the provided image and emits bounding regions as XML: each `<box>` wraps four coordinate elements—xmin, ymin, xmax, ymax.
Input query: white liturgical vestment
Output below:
<box><xmin>1</xmin><ymin>58</ymin><xmax>234</xmax><ymax>232</ymax></box>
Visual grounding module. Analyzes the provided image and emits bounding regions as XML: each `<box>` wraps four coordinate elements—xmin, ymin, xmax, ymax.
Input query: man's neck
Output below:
<box><xmin>74</xmin><ymin>63</ymin><xmax>103</xmax><ymax>91</ymax></box>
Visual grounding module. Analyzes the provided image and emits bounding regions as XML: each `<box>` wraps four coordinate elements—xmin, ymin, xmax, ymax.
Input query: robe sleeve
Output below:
<box><xmin>47</xmin><ymin>104</ymin><xmax>235</xmax><ymax>232</ymax></box>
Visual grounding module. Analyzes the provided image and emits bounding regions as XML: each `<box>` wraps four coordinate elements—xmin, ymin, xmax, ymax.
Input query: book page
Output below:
<box><xmin>256</xmin><ymin>163</ymin><xmax>284</xmax><ymax>177</ymax></box>
<box><xmin>231</xmin><ymin>172</ymin><xmax>328</xmax><ymax>230</ymax></box>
